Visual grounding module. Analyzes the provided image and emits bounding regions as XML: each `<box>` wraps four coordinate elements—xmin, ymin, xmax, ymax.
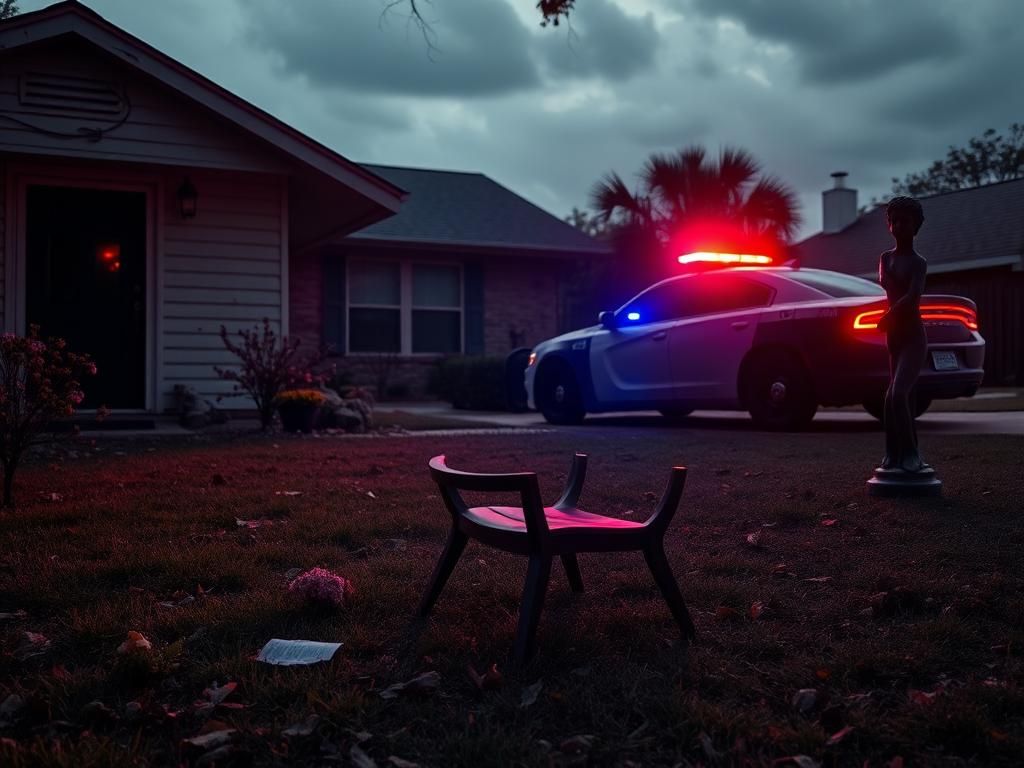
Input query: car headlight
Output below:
<box><xmin>527</xmin><ymin>352</ymin><xmax>537</xmax><ymax>367</ymax></box>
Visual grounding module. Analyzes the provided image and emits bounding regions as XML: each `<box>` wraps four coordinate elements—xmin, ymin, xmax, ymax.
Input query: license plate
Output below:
<box><xmin>931</xmin><ymin>351</ymin><xmax>959</xmax><ymax>371</ymax></box>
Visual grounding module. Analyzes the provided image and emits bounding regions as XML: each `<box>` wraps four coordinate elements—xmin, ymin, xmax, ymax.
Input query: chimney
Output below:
<box><xmin>822</xmin><ymin>171</ymin><xmax>858</xmax><ymax>233</ymax></box>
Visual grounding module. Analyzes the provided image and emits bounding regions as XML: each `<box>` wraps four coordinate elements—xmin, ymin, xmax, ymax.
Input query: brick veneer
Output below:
<box><xmin>288</xmin><ymin>249</ymin><xmax>569</xmax><ymax>397</ymax></box>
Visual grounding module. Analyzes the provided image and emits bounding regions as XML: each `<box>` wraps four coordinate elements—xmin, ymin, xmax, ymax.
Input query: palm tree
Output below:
<box><xmin>591</xmin><ymin>146</ymin><xmax>801</xmax><ymax>275</ymax></box>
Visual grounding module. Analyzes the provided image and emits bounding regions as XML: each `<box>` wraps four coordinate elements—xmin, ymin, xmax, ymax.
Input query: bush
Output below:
<box><xmin>214</xmin><ymin>320</ymin><xmax>330</xmax><ymax>431</ymax></box>
<box><xmin>0</xmin><ymin>326</ymin><xmax>97</xmax><ymax>507</ymax></box>
<box><xmin>433</xmin><ymin>356</ymin><xmax>507</xmax><ymax>410</ymax></box>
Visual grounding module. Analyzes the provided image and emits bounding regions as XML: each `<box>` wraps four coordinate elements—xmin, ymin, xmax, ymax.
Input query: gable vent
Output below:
<box><xmin>19</xmin><ymin>71</ymin><xmax>128</xmax><ymax>119</ymax></box>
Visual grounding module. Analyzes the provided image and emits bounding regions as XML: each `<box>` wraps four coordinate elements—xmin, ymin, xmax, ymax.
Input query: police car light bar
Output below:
<box><xmin>677</xmin><ymin>251</ymin><xmax>773</xmax><ymax>266</ymax></box>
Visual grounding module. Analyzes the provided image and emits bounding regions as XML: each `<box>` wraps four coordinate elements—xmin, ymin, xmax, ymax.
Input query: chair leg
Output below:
<box><xmin>513</xmin><ymin>555</ymin><xmax>552</xmax><ymax>664</ymax></box>
<box><xmin>561</xmin><ymin>553</ymin><xmax>584</xmax><ymax>593</ymax></box>
<box><xmin>417</xmin><ymin>526</ymin><xmax>469</xmax><ymax>617</ymax></box>
<box><xmin>643</xmin><ymin>543</ymin><xmax>696</xmax><ymax>643</ymax></box>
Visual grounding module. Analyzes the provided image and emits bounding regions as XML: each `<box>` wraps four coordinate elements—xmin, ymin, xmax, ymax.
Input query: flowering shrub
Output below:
<box><xmin>0</xmin><ymin>326</ymin><xmax>96</xmax><ymax>507</ymax></box>
<box><xmin>214</xmin><ymin>320</ymin><xmax>330</xmax><ymax>431</ymax></box>
<box><xmin>274</xmin><ymin>389</ymin><xmax>328</xmax><ymax>407</ymax></box>
<box><xmin>287</xmin><ymin>567</ymin><xmax>353</xmax><ymax>610</ymax></box>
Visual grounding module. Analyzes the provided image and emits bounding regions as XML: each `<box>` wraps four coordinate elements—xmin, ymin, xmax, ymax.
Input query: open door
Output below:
<box><xmin>25</xmin><ymin>185</ymin><xmax>147</xmax><ymax>409</ymax></box>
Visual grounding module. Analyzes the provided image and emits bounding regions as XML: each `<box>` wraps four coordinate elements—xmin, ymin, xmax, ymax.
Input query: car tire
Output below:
<box><xmin>863</xmin><ymin>393</ymin><xmax>932</xmax><ymax>421</ymax></box>
<box><xmin>537</xmin><ymin>362</ymin><xmax>586</xmax><ymax>425</ymax></box>
<box><xmin>744</xmin><ymin>352</ymin><xmax>817</xmax><ymax>431</ymax></box>
<box><xmin>660</xmin><ymin>407</ymin><xmax>694</xmax><ymax>423</ymax></box>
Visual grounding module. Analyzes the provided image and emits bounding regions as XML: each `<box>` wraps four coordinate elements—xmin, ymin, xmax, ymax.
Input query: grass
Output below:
<box><xmin>1</xmin><ymin>426</ymin><xmax>1024</xmax><ymax>766</ymax></box>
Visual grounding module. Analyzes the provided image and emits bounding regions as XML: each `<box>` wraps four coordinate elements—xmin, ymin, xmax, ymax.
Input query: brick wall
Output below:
<box><xmin>483</xmin><ymin>258</ymin><xmax>565</xmax><ymax>356</ymax></box>
<box><xmin>288</xmin><ymin>248</ymin><xmax>572</xmax><ymax>398</ymax></box>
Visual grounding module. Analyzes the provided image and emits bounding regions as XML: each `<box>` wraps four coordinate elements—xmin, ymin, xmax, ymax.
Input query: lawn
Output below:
<box><xmin>2</xmin><ymin>426</ymin><xmax>1023</xmax><ymax>767</ymax></box>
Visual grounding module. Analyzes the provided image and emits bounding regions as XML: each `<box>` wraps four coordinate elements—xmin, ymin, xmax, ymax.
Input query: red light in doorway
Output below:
<box><xmin>96</xmin><ymin>243</ymin><xmax>121</xmax><ymax>273</ymax></box>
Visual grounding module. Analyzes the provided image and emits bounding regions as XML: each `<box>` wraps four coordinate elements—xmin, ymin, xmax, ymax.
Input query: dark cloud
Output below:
<box><xmin>536</xmin><ymin>0</ymin><xmax>660</xmax><ymax>81</ymax></box>
<box><xmin>246</xmin><ymin>0</ymin><xmax>539</xmax><ymax>97</ymax></box>
<box><xmin>690</xmin><ymin>0</ymin><xmax>965</xmax><ymax>84</ymax></box>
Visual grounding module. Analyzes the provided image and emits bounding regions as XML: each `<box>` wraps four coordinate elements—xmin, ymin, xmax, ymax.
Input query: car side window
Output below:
<box><xmin>618</xmin><ymin>279</ymin><xmax>697</xmax><ymax>325</ymax></box>
<box><xmin>685</xmin><ymin>275</ymin><xmax>774</xmax><ymax>315</ymax></box>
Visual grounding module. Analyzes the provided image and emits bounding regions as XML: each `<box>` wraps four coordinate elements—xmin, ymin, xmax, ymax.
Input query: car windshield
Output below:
<box><xmin>785</xmin><ymin>270</ymin><xmax>884</xmax><ymax>298</ymax></box>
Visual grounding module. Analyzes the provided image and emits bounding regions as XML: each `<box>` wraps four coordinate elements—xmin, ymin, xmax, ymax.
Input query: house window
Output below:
<box><xmin>347</xmin><ymin>260</ymin><xmax>463</xmax><ymax>355</ymax></box>
<box><xmin>348</xmin><ymin>261</ymin><xmax>401</xmax><ymax>353</ymax></box>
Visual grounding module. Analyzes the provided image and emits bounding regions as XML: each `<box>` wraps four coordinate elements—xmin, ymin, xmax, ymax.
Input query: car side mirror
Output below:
<box><xmin>599</xmin><ymin>311</ymin><xmax>616</xmax><ymax>329</ymax></box>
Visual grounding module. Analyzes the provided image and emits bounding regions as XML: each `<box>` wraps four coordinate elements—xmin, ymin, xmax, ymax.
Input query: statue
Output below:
<box><xmin>867</xmin><ymin>196</ymin><xmax>941</xmax><ymax>496</ymax></box>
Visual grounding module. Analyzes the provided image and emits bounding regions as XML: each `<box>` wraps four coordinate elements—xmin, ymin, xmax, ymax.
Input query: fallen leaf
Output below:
<box><xmin>182</xmin><ymin>729</ymin><xmax>235</xmax><ymax>752</ymax></box>
<box><xmin>202</xmin><ymin>681</ymin><xmax>238</xmax><ymax>706</ymax></box>
<box><xmin>773</xmin><ymin>757</ymin><xmax>820</xmax><ymax>768</ymax></box>
<box><xmin>275</xmin><ymin>490</ymin><xmax>302</xmax><ymax>496</ymax></box>
<box><xmin>467</xmin><ymin>663</ymin><xmax>503</xmax><ymax>691</ymax></box>
<box><xmin>367</xmin><ymin>491</ymin><xmax>377</xmax><ymax>499</ymax></box>
<box><xmin>117</xmin><ymin>631</ymin><xmax>152</xmax><ymax>654</ymax></box>
<box><xmin>821</xmin><ymin>519</ymin><xmax>839</xmax><ymax>527</ymax></box>
<box><xmin>380</xmin><ymin>671</ymin><xmax>440</xmax><ymax>700</ymax></box>
<box><xmin>235</xmin><ymin>517</ymin><xmax>279</xmax><ymax>529</ymax></box>
<box><xmin>750</xmin><ymin>601</ymin><xmax>769</xmax><ymax>620</ymax></box>
<box><xmin>715</xmin><ymin>606</ymin><xmax>742</xmax><ymax>623</ymax></box>
<box><xmin>804</xmin><ymin>576</ymin><xmax>833</xmax><ymax>583</ymax></box>
<box><xmin>825</xmin><ymin>725</ymin><xmax>854</xmax><ymax>746</ymax></box>
<box><xmin>351</xmin><ymin>744</ymin><xmax>378</xmax><ymax>768</ymax></box>
<box><xmin>519</xmin><ymin>680</ymin><xmax>543</xmax><ymax>708</ymax></box>
<box><xmin>282</xmin><ymin>714</ymin><xmax>320</xmax><ymax>738</ymax></box>
<box><xmin>745</xmin><ymin>529</ymin><xmax>766</xmax><ymax>548</ymax></box>
<box><xmin>14</xmin><ymin>631</ymin><xmax>52</xmax><ymax>660</ymax></box>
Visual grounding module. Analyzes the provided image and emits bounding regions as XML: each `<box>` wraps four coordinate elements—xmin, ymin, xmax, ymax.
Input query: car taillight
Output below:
<box><xmin>852</xmin><ymin>304</ymin><xmax>979</xmax><ymax>331</ymax></box>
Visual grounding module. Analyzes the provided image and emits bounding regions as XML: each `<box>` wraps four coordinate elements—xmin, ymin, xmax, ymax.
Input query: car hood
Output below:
<box><xmin>534</xmin><ymin>325</ymin><xmax>601</xmax><ymax>350</ymax></box>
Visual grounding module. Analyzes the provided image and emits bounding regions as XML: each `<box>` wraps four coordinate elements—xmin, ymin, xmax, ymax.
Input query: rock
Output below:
<box><xmin>332</xmin><ymin>406</ymin><xmax>365</xmax><ymax>432</ymax></box>
<box><xmin>174</xmin><ymin>385</ymin><xmax>228</xmax><ymax>428</ymax></box>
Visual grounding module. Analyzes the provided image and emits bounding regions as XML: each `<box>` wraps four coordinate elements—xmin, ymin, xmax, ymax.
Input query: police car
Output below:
<box><xmin>524</xmin><ymin>258</ymin><xmax>985</xmax><ymax>430</ymax></box>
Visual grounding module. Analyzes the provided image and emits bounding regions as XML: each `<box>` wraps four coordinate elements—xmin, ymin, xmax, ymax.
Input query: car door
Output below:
<box><xmin>589</xmin><ymin>280</ymin><xmax>688</xmax><ymax>405</ymax></box>
<box><xmin>668</xmin><ymin>274</ymin><xmax>775</xmax><ymax>403</ymax></box>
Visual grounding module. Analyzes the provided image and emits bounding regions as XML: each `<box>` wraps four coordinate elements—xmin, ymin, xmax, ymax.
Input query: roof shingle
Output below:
<box><xmin>346</xmin><ymin>164</ymin><xmax>612</xmax><ymax>255</ymax></box>
<box><xmin>792</xmin><ymin>177</ymin><xmax>1024</xmax><ymax>276</ymax></box>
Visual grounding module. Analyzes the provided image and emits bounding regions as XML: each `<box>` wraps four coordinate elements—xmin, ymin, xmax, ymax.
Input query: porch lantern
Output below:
<box><xmin>177</xmin><ymin>177</ymin><xmax>198</xmax><ymax>219</ymax></box>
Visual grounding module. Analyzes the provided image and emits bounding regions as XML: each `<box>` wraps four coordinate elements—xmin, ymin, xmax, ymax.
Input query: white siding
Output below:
<box><xmin>0</xmin><ymin>161</ymin><xmax>5</xmax><ymax>323</ymax></box>
<box><xmin>0</xmin><ymin>39</ymin><xmax>286</xmax><ymax>174</ymax></box>
<box><xmin>160</xmin><ymin>168</ymin><xmax>286</xmax><ymax>411</ymax></box>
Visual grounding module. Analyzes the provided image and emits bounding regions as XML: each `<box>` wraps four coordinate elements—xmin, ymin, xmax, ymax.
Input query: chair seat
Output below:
<box><xmin>466</xmin><ymin>505</ymin><xmax>645</xmax><ymax>532</ymax></box>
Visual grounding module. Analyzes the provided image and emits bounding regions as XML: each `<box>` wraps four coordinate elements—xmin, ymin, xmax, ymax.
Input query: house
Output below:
<box><xmin>289</xmin><ymin>164</ymin><xmax>612</xmax><ymax>397</ymax></box>
<box><xmin>792</xmin><ymin>173</ymin><xmax>1024</xmax><ymax>385</ymax></box>
<box><xmin>0</xmin><ymin>1</ymin><xmax>609</xmax><ymax>413</ymax></box>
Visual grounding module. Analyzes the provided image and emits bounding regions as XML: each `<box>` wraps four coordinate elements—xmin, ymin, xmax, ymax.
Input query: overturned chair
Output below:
<box><xmin>419</xmin><ymin>453</ymin><xmax>696</xmax><ymax>663</ymax></box>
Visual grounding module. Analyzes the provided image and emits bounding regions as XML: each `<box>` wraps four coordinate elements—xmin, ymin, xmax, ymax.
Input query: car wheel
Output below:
<box><xmin>863</xmin><ymin>393</ymin><xmax>932</xmax><ymax>421</ymax></box>
<box><xmin>660</xmin><ymin>407</ymin><xmax>694</xmax><ymax>423</ymax></box>
<box><xmin>537</xmin><ymin>362</ymin><xmax>585</xmax><ymax>425</ymax></box>
<box><xmin>745</xmin><ymin>352</ymin><xmax>817</xmax><ymax>431</ymax></box>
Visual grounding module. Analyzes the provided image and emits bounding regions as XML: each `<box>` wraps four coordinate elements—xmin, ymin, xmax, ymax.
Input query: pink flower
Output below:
<box><xmin>287</xmin><ymin>567</ymin><xmax>353</xmax><ymax>610</ymax></box>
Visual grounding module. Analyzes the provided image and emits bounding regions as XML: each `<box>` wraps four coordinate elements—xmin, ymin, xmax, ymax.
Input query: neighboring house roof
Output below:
<box><xmin>792</xmin><ymin>177</ymin><xmax>1024</xmax><ymax>277</ymax></box>
<box><xmin>346</xmin><ymin>164</ymin><xmax>613</xmax><ymax>256</ymax></box>
<box><xmin>0</xmin><ymin>1</ymin><xmax>406</xmax><ymax>218</ymax></box>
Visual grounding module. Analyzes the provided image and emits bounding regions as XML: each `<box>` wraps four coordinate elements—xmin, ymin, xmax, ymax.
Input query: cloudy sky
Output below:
<box><xmin>22</xmin><ymin>0</ymin><xmax>1024</xmax><ymax>239</ymax></box>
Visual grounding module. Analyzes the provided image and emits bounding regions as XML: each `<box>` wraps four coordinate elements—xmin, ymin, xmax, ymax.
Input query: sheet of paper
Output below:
<box><xmin>256</xmin><ymin>638</ymin><xmax>342</xmax><ymax>666</ymax></box>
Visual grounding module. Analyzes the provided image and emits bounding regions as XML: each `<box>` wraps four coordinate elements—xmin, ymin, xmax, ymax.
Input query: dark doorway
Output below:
<box><xmin>26</xmin><ymin>185</ymin><xmax>147</xmax><ymax>409</ymax></box>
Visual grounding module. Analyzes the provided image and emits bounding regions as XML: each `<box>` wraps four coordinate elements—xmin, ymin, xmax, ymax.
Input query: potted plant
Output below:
<box><xmin>274</xmin><ymin>389</ymin><xmax>327</xmax><ymax>433</ymax></box>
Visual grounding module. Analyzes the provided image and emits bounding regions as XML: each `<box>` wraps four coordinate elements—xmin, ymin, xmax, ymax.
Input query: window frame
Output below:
<box><xmin>346</xmin><ymin>258</ymin><xmax>464</xmax><ymax>356</ymax></box>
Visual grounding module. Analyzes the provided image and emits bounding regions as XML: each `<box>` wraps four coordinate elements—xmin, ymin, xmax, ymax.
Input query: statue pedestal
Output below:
<box><xmin>867</xmin><ymin>466</ymin><xmax>942</xmax><ymax>497</ymax></box>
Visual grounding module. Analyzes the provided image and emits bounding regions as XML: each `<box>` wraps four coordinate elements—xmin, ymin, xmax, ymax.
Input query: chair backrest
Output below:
<box><xmin>428</xmin><ymin>455</ymin><xmax>549</xmax><ymax>546</ymax></box>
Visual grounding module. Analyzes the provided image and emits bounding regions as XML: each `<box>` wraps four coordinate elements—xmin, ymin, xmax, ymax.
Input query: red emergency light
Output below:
<box><xmin>677</xmin><ymin>251</ymin><xmax>774</xmax><ymax>266</ymax></box>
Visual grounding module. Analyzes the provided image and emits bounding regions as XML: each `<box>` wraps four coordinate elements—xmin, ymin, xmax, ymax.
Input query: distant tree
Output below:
<box><xmin>0</xmin><ymin>1</ymin><xmax>19</xmax><ymax>20</ymax></box>
<box><xmin>590</xmin><ymin>145</ymin><xmax>801</xmax><ymax>285</ymax></box>
<box><xmin>564</xmin><ymin>206</ymin><xmax>609</xmax><ymax>239</ymax></box>
<box><xmin>391</xmin><ymin>0</ymin><xmax>574</xmax><ymax>39</ymax></box>
<box><xmin>891</xmin><ymin>124</ymin><xmax>1024</xmax><ymax>197</ymax></box>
